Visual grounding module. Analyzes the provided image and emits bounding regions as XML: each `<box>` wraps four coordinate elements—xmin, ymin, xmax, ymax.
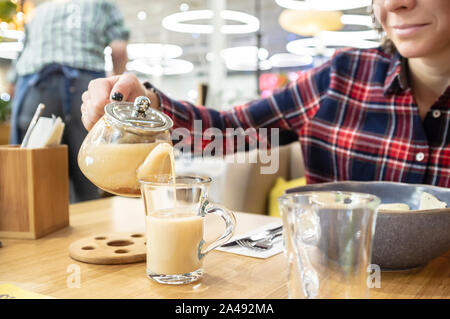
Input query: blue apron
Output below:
<box><xmin>10</xmin><ymin>64</ymin><xmax>104</xmax><ymax>144</ymax></box>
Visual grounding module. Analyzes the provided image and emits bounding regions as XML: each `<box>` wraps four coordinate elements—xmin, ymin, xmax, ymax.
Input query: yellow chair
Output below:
<box><xmin>269</xmin><ymin>177</ymin><xmax>306</xmax><ymax>217</ymax></box>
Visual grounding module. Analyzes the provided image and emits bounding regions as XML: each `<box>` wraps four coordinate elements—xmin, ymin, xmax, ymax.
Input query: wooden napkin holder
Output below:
<box><xmin>0</xmin><ymin>145</ymin><xmax>69</xmax><ymax>239</ymax></box>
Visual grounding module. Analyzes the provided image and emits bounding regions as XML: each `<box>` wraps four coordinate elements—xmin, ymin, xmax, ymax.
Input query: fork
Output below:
<box><xmin>236</xmin><ymin>232</ymin><xmax>283</xmax><ymax>250</ymax></box>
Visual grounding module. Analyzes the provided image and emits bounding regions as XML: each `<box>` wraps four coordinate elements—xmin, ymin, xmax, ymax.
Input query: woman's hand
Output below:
<box><xmin>80</xmin><ymin>73</ymin><xmax>148</xmax><ymax>131</ymax></box>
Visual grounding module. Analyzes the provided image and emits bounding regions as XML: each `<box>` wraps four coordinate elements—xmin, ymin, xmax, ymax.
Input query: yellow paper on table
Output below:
<box><xmin>269</xmin><ymin>177</ymin><xmax>306</xmax><ymax>217</ymax></box>
<box><xmin>0</xmin><ymin>283</ymin><xmax>53</xmax><ymax>299</ymax></box>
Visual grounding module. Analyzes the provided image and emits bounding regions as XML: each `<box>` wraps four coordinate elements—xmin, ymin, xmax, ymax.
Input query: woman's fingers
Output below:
<box><xmin>81</xmin><ymin>74</ymin><xmax>147</xmax><ymax>131</ymax></box>
<box><xmin>81</xmin><ymin>90</ymin><xmax>89</xmax><ymax>103</ymax></box>
<box><xmin>110</xmin><ymin>73</ymin><xmax>146</xmax><ymax>103</ymax></box>
<box><xmin>82</xmin><ymin>76</ymin><xmax>118</xmax><ymax>130</ymax></box>
<box><xmin>110</xmin><ymin>73</ymin><xmax>137</xmax><ymax>102</ymax></box>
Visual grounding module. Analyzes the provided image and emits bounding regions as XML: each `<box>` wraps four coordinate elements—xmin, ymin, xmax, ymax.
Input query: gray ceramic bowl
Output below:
<box><xmin>285</xmin><ymin>181</ymin><xmax>450</xmax><ymax>271</ymax></box>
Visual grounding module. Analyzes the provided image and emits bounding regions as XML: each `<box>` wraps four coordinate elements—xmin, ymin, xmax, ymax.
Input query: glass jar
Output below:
<box><xmin>78</xmin><ymin>96</ymin><xmax>173</xmax><ymax>197</ymax></box>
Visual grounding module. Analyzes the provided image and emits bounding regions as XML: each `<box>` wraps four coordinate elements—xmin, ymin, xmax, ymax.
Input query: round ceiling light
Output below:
<box><xmin>279</xmin><ymin>10</ymin><xmax>343</xmax><ymax>37</ymax></box>
<box><xmin>218</xmin><ymin>46</ymin><xmax>271</xmax><ymax>71</ymax></box>
<box><xmin>340</xmin><ymin>14</ymin><xmax>373</xmax><ymax>27</ymax></box>
<box><xmin>318</xmin><ymin>30</ymin><xmax>379</xmax><ymax>41</ymax></box>
<box><xmin>127</xmin><ymin>58</ymin><xmax>194</xmax><ymax>76</ymax></box>
<box><xmin>126</xmin><ymin>43</ymin><xmax>183</xmax><ymax>60</ymax></box>
<box><xmin>275</xmin><ymin>0</ymin><xmax>371</xmax><ymax>11</ymax></box>
<box><xmin>225</xmin><ymin>59</ymin><xmax>272</xmax><ymax>72</ymax></box>
<box><xmin>285</xmin><ymin>46</ymin><xmax>336</xmax><ymax>57</ymax></box>
<box><xmin>220</xmin><ymin>46</ymin><xmax>269</xmax><ymax>61</ymax></box>
<box><xmin>286</xmin><ymin>37</ymin><xmax>379</xmax><ymax>57</ymax></box>
<box><xmin>162</xmin><ymin>10</ymin><xmax>259</xmax><ymax>34</ymax></box>
<box><xmin>269</xmin><ymin>53</ymin><xmax>313</xmax><ymax>68</ymax></box>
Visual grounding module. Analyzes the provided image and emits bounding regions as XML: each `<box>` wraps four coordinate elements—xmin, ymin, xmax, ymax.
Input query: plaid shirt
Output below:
<box><xmin>14</xmin><ymin>0</ymin><xmax>129</xmax><ymax>77</ymax></box>
<box><xmin>154</xmin><ymin>47</ymin><xmax>450</xmax><ymax>187</ymax></box>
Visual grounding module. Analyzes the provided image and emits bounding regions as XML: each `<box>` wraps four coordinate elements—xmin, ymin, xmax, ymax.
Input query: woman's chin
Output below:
<box><xmin>394</xmin><ymin>43</ymin><xmax>433</xmax><ymax>59</ymax></box>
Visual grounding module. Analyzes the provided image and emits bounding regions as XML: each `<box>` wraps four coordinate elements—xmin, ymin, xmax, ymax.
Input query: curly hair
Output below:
<box><xmin>369</xmin><ymin>1</ymin><xmax>397</xmax><ymax>54</ymax></box>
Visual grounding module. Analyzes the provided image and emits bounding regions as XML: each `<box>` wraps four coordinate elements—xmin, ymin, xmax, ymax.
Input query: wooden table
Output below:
<box><xmin>0</xmin><ymin>197</ymin><xmax>449</xmax><ymax>299</ymax></box>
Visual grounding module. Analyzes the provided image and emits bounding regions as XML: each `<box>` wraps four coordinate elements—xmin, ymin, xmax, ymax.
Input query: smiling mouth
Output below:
<box><xmin>391</xmin><ymin>23</ymin><xmax>430</xmax><ymax>36</ymax></box>
<box><xmin>392</xmin><ymin>23</ymin><xmax>429</xmax><ymax>29</ymax></box>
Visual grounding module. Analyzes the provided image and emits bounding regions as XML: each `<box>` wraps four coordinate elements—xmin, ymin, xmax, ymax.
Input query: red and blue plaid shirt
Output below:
<box><xmin>154</xmin><ymin>47</ymin><xmax>450</xmax><ymax>187</ymax></box>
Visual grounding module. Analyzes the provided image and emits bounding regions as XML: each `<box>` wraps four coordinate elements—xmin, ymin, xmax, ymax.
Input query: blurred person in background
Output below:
<box><xmin>81</xmin><ymin>0</ymin><xmax>449</xmax><ymax>187</ymax></box>
<box><xmin>8</xmin><ymin>0</ymin><xmax>129</xmax><ymax>202</ymax></box>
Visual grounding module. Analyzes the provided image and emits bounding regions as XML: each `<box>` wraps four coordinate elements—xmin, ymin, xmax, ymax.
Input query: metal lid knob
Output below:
<box><xmin>104</xmin><ymin>96</ymin><xmax>173</xmax><ymax>135</ymax></box>
<box><xmin>133</xmin><ymin>96</ymin><xmax>151</xmax><ymax>117</ymax></box>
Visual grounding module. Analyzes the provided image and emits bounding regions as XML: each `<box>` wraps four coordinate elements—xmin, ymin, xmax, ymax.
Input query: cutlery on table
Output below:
<box><xmin>221</xmin><ymin>225</ymin><xmax>283</xmax><ymax>248</ymax></box>
<box><xmin>236</xmin><ymin>231</ymin><xmax>283</xmax><ymax>250</ymax></box>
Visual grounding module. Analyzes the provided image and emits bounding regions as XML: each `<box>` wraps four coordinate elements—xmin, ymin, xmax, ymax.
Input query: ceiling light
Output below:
<box><xmin>286</xmin><ymin>45</ymin><xmax>336</xmax><ymax>57</ymax></box>
<box><xmin>286</xmin><ymin>37</ymin><xmax>380</xmax><ymax>56</ymax></box>
<box><xmin>275</xmin><ymin>0</ymin><xmax>371</xmax><ymax>11</ymax></box>
<box><xmin>225</xmin><ymin>59</ymin><xmax>272</xmax><ymax>72</ymax></box>
<box><xmin>137</xmin><ymin>11</ymin><xmax>147</xmax><ymax>21</ymax></box>
<box><xmin>127</xmin><ymin>58</ymin><xmax>194</xmax><ymax>76</ymax></box>
<box><xmin>1</xmin><ymin>92</ymin><xmax>11</xmax><ymax>102</ymax></box>
<box><xmin>187</xmin><ymin>89</ymin><xmax>198</xmax><ymax>100</ymax></box>
<box><xmin>319</xmin><ymin>30</ymin><xmax>379</xmax><ymax>41</ymax></box>
<box><xmin>341</xmin><ymin>14</ymin><xmax>373</xmax><ymax>27</ymax></box>
<box><xmin>220</xmin><ymin>46</ymin><xmax>269</xmax><ymax>61</ymax></box>
<box><xmin>179</xmin><ymin>3</ymin><xmax>189</xmax><ymax>12</ymax></box>
<box><xmin>269</xmin><ymin>53</ymin><xmax>313</xmax><ymax>68</ymax></box>
<box><xmin>162</xmin><ymin>10</ymin><xmax>259</xmax><ymax>34</ymax></box>
<box><xmin>218</xmin><ymin>46</ymin><xmax>271</xmax><ymax>71</ymax></box>
<box><xmin>279</xmin><ymin>9</ymin><xmax>343</xmax><ymax>37</ymax></box>
<box><xmin>126</xmin><ymin>43</ymin><xmax>183</xmax><ymax>60</ymax></box>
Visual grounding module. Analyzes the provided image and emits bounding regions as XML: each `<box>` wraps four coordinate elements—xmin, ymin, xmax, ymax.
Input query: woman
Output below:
<box><xmin>81</xmin><ymin>0</ymin><xmax>449</xmax><ymax>187</ymax></box>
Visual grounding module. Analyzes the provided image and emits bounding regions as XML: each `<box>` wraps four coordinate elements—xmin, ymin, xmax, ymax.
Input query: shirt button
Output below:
<box><xmin>415</xmin><ymin>152</ymin><xmax>425</xmax><ymax>162</ymax></box>
<box><xmin>432</xmin><ymin>110</ymin><xmax>441</xmax><ymax>118</ymax></box>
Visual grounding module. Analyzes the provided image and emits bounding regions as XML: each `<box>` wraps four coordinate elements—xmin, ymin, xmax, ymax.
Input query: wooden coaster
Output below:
<box><xmin>69</xmin><ymin>232</ymin><xmax>146</xmax><ymax>265</ymax></box>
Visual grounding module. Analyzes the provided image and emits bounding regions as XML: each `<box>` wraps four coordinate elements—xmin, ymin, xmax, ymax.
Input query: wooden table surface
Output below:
<box><xmin>0</xmin><ymin>197</ymin><xmax>449</xmax><ymax>299</ymax></box>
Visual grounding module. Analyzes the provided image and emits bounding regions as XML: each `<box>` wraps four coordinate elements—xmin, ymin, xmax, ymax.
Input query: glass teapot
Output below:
<box><xmin>78</xmin><ymin>96</ymin><xmax>173</xmax><ymax>197</ymax></box>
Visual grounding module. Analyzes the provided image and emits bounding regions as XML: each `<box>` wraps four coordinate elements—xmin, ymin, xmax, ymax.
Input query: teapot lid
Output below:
<box><xmin>104</xmin><ymin>96</ymin><xmax>173</xmax><ymax>134</ymax></box>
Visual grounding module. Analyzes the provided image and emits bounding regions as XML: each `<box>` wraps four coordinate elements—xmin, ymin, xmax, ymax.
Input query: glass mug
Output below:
<box><xmin>140</xmin><ymin>175</ymin><xmax>236</xmax><ymax>285</ymax></box>
<box><xmin>278</xmin><ymin>191</ymin><xmax>380</xmax><ymax>299</ymax></box>
<box><xmin>78</xmin><ymin>96</ymin><xmax>173</xmax><ymax>197</ymax></box>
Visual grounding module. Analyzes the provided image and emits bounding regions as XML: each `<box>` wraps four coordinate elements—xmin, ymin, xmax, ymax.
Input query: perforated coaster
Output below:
<box><xmin>69</xmin><ymin>232</ymin><xmax>146</xmax><ymax>265</ymax></box>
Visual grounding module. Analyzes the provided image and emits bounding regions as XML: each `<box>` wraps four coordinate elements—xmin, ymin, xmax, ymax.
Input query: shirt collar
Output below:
<box><xmin>384</xmin><ymin>52</ymin><xmax>409</xmax><ymax>95</ymax></box>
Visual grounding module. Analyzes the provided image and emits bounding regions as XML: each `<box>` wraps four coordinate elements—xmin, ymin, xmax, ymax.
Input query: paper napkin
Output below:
<box><xmin>216</xmin><ymin>222</ymin><xmax>284</xmax><ymax>259</ymax></box>
<box><xmin>26</xmin><ymin>116</ymin><xmax>65</xmax><ymax>149</ymax></box>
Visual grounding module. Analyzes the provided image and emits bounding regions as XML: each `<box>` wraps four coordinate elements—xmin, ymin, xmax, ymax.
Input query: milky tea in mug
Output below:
<box><xmin>146</xmin><ymin>208</ymin><xmax>203</xmax><ymax>276</ymax></box>
<box><xmin>141</xmin><ymin>175</ymin><xmax>236</xmax><ymax>285</ymax></box>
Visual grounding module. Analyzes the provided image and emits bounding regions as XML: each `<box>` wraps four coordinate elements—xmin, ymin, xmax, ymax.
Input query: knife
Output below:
<box><xmin>221</xmin><ymin>225</ymin><xmax>283</xmax><ymax>247</ymax></box>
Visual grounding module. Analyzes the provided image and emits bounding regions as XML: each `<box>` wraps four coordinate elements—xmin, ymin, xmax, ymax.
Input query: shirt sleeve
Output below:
<box><xmin>102</xmin><ymin>0</ymin><xmax>130</xmax><ymax>45</ymax></box>
<box><xmin>147</xmin><ymin>61</ymin><xmax>331</xmax><ymax>154</ymax></box>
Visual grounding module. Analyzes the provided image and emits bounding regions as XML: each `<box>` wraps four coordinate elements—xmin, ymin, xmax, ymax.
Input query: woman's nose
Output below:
<box><xmin>383</xmin><ymin>0</ymin><xmax>417</xmax><ymax>12</ymax></box>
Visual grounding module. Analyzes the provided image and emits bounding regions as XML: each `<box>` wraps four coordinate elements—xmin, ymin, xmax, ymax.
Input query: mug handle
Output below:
<box><xmin>199</xmin><ymin>199</ymin><xmax>236</xmax><ymax>259</ymax></box>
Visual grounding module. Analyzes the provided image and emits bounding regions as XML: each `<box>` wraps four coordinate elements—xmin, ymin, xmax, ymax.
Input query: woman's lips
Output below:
<box><xmin>391</xmin><ymin>23</ymin><xmax>430</xmax><ymax>37</ymax></box>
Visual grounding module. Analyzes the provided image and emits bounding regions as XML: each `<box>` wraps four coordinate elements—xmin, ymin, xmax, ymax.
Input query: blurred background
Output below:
<box><xmin>0</xmin><ymin>0</ymin><xmax>378</xmax><ymax>140</ymax></box>
<box><xmin>0</xmin><ymin>0</ymin><xmax>379</xmax><ymax>211</ymax></box>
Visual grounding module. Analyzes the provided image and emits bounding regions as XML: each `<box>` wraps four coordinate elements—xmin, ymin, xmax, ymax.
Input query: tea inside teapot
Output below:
<box><xmin>78</xmin><ymin>142</ymin><xmax>174</xmax><ymax>197</ymax></box>
<box><xmin>77</xmin><ymin>97</ymin><xmax>174</xmax><ymax>197</ymax></box>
